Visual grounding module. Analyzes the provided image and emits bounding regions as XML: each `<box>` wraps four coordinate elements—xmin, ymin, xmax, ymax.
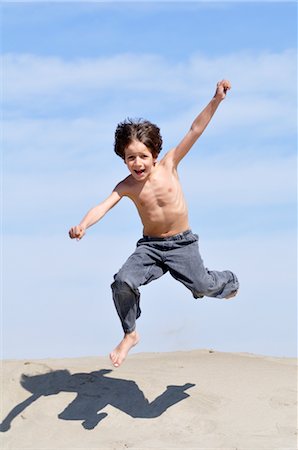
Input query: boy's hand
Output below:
<box><xmin>69</xmin><ymin>225</ymin><xmax>86</xmax><ymax>240</ymax></box>
<box><xmin>214</xmin><ymin>79</ymin><xmax>231</xmax><ymax>100</ymax></box>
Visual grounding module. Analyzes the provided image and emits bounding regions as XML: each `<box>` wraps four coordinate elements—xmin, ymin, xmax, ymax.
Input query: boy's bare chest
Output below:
<box><xmin>131</xmin><ymin>172</ymin><xmax>181</xmax><ymax>209</ymax></box>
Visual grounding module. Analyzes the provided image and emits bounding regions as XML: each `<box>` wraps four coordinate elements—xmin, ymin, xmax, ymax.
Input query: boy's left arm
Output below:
<box><xmin>166</xmin><ymin>80</ymin><xmax>231</xmax><ymax>167</ymax></box>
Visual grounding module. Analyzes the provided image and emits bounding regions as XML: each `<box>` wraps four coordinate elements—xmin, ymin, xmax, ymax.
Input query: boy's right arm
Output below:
<box><xmin>69</xmin><ymin>185</ymin><xmax>124</xmax><ymax>240</ymax></box>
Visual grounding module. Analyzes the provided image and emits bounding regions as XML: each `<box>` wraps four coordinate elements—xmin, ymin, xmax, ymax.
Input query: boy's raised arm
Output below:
<box><xmin>167</xmin><ymin>80</ymin><xmax>231</xmax><ymax>167</ymax></box>
<box><xmin>69</xmin><ymin>184</ymin><xmax>124</xmax><ymax>240</ymax></box>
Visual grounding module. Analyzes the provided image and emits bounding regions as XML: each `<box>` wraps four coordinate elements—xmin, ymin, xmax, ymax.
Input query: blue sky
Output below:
<box><xmin>2</xmin><ymin>2</ymin><xmax>297</xmax><ymax>360</ymax></box>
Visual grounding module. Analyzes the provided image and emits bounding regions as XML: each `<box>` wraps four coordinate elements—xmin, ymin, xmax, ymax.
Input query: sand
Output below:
<box><xmin>0</xmin><ymin>349</ymin><xmax>297</xmax><ymax>450</ymax></box>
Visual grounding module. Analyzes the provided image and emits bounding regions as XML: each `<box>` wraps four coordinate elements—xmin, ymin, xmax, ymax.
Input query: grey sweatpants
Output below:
<box><xmin>111</xmin><ymin>230</ymin><xmax>239</xmax><ymax>333</ymax></box>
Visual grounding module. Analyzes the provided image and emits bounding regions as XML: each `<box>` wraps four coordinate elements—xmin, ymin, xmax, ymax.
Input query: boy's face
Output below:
<box><xmin>124</xmin><ymin>140</ymin><xmax>157</xmax><ymax>181</ymax></box>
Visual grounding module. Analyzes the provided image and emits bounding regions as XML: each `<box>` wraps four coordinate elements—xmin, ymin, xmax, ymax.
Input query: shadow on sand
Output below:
<box><xmin>0</xmin><ymin>368</ymin><xmax>195</xmax><ymax>430</ymax></box>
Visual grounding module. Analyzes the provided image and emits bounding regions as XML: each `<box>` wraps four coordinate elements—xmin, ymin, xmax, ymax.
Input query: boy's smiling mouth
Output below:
<box><xmin>134</xmin><ymin>169</ymin><xmax>145</xmax><ymax>176</ymax></box>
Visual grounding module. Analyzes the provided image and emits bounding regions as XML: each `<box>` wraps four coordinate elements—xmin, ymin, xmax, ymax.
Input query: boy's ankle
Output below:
<box><xmin>124</xmin><ymin>330</ymin><xmax>139</xmax><ymax>343</ymax></box>
<box><xmin>125</xmin><ymin>330</ymin><xmax>137</xmax><ymax>337</ymax></box>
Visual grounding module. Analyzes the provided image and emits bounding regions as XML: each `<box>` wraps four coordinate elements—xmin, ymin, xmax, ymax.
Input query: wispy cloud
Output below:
<box><xmin>3</xmin><ymin>49</ymin><xmax>296</xmax><ymax>135</ymax></box>
<box><xmin>3</xmin><ymin>49</ymin><xmax>296</xmax><ymax>233</ymax></box>
<box><xmin>3</xmin><ymin>50</ymin><xmax>295</xmax><ymax>97</ymax></box>
<box><xmin>182</xmin><ymin>153</ymin><xmax>296</xmax><ymax>206</ymax></box>
<box><xmin>4</xmin><ymin>149</ymin><xmax>295</xmax><ymax>238</ymax></box>
<box><xmin>3</xmin><ymin>48</ymin><xmax>296</xmax><ymax>176</ymax></box>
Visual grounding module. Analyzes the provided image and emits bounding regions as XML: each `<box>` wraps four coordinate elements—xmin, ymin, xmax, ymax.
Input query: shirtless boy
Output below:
<box><xmin>69</xmin><ymin>80</ymin><xmax>239</xmax><ymax>367</ymax></box>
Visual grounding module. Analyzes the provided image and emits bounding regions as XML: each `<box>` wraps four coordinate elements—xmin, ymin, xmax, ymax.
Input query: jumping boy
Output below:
<box><xmin>69</xmin><ymin>80</ymin><xmax>239</xmax><ymax>367</ymax></box>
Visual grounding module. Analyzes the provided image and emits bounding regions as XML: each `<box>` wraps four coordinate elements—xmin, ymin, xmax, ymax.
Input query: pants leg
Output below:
<box><xmin>111</xmin><ymin>243</ymin><xmax>167</xmax><ymax>333</ymax></box>
<box><xmin>164</xmin><ymin>234</ymin><xmax>239</xmax><ymax>299</ymax></box>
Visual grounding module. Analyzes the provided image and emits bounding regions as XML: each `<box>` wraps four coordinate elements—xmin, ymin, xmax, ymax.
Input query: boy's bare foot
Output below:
<box><xmin>110</xmin><ymin>331</ymin><xmax>140</xmax><ymax>368</ymax></box>
<box><xmin>225</xmin><ymin>290</ymin><xmax>238</xmax><ymax>299</ymax></box>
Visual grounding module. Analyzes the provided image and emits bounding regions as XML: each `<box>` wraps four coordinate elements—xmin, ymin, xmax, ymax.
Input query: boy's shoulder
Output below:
<box><xmin>114</xmin><ymin>175</ymin><xmax>135</xmax><ymax>196</ymax></box>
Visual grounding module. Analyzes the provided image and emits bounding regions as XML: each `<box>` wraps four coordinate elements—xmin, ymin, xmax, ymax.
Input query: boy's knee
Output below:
<box><xmin>111</xmin><ymin>275</ymin><xmax>141</xmax><ymax>318</ymax></box>
<box><xmin>111</xmin><ymin>273</ymin><xmax>138</xmax><ymax>295</ymax></box>
<box><xmin>111</xmin><ymin>277</ymin><xmax>130</xmax><ymax>293</ymax></box>
<box><xmin>112</xmin><ymin>270</ymin><xmax>140</xmax><ymax>292</ymax></box>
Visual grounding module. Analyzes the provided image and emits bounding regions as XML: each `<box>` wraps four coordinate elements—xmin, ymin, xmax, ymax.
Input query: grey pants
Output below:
<box><xmin>111</xmin><ymin>230</ymin><xmax>239</xmax><ymax>333</ymax></box>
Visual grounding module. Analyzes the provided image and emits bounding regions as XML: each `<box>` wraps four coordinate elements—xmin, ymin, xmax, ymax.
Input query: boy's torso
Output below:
<box><xmin>121</xmin><ymin>160</ymin><xmax>190</xmax><ymax>237</ymax></box>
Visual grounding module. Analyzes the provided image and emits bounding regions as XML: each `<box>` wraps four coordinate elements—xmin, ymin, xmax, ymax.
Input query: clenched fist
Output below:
<box><xmin>69</xmin><ymin>225</ymin><xmax>86</xmax><ymax>240</ymax></box>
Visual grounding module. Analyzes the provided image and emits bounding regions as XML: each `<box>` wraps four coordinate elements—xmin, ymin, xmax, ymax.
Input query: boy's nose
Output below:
<box><xmin>134</xmin><ymin>157</ymin><xmax>142</xmax><ymax>166</ymax></box>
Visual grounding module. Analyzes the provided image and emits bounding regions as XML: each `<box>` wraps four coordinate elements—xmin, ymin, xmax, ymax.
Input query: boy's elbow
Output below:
<box><xmin>190</xmin><ymin>124</ymin><xmax>203</xmax><ymax>137</ymax></box>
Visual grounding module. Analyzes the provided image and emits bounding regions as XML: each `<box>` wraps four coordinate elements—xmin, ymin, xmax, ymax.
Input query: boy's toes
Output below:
<box><xmin>109</xmin><ymin>352</ymin><xmax>120</xmax><ymax>367</ymax></box>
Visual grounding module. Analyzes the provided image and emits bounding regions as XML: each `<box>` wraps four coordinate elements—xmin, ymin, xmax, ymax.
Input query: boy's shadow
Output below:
<box><xmin>0</xmin><ymin>368</ymin><xmax>195</xmax><ymax>430</ymax></box>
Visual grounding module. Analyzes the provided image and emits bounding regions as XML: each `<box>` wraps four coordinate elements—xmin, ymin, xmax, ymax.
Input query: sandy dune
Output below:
<box><xmin>1</xmin><ymin>349</ymin><xmax>297</xmax><ymax>449</ymax></box>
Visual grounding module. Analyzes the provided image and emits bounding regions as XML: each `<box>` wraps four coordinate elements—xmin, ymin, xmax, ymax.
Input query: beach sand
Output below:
<box><xmin>1</xmin><ymin>349</ymin><xmax>297</xmax><ymax>449</ymax></box>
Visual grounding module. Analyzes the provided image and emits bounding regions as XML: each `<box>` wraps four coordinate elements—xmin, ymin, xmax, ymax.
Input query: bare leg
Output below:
<box><xmin>110</xmin><ymin>330</ymin><xmax>140</xmax><ymax>368</ymax></box>
<box><xmin>225</xmin><ymin>289</ymin><xmax>238</xmax><ymax>299</ymax></box>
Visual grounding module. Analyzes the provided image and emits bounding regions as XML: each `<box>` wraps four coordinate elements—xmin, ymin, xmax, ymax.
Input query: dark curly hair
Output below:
<box><xmin>114</xmin><ymin>118</ymin><xmax>163</xmax><ymax>160</ymax></box>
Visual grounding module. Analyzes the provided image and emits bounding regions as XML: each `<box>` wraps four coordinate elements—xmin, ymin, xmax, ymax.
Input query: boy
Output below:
<box><xmin>69</xmin><ymin>80</ymin><xmax>239</xmax><ymax>367</ymax></box>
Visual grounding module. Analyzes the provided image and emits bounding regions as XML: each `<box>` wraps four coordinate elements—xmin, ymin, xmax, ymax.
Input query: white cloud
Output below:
<box><xmin>2</xmin><ymin>49</ymin><xmax>294</xmax><ymax>97</ymax></box>
<box><xmin>2</xmin><ymin>50</ymin><xmax>296</xmax><ymax>134</ymax></box>
<box><xmin>3</xmin><ymin>117</ymin><xmax>117</xmax><ymax>168</ymax></box>
<box><xmin>3</xmin><ymin>149</ymin><xmax>295</xmax><ymax>235</ymax></box>
<box><xmin>188</xmin><ymin>50</ymin><xmax>296</xmax><ymax>94</ymax></box>
<box><xmin>181</xmin><ymin>152</ymin><xmax>296</xmax><ymax>206</ymax></box>
<box><xmin>2</xmin><ymin>53</ymin><xmax>172</xmax><ymax>100</ymax></box>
